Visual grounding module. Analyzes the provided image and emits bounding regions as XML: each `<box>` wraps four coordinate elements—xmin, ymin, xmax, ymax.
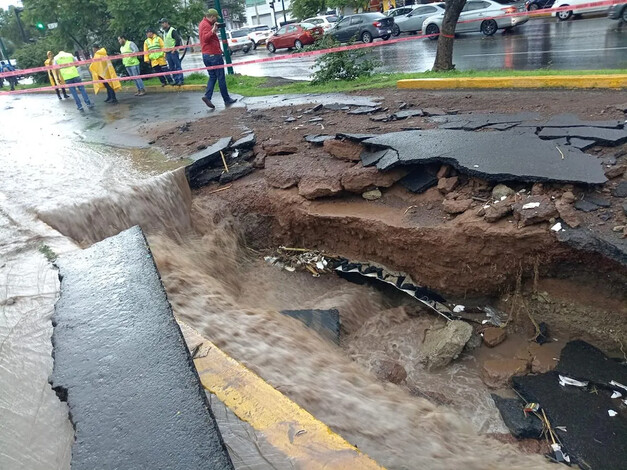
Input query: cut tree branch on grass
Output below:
<box><xmin>432</xmin><ymin>0</ymin><xmax>467</xmax><ymax>71</ymax></box>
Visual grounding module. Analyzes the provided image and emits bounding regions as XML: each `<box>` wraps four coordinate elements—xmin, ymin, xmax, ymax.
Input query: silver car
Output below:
<box><xmin>423</xmin><ymin>0</ymin><xmax>528</xmax><ymax>38</ymax></box>
<box><xmin>392</xmin><ymin>3</ymin><xmax>445</xmax><ymax>36</ymax></box>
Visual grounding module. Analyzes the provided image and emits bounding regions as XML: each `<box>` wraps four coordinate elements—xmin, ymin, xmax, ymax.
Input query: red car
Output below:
<box><xmin>266</xmin><ymin>23</ymin><xmax>324</xmax><ymax>53</ymax></box>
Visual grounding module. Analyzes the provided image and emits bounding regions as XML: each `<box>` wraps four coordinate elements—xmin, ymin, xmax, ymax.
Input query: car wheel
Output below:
<box><xmin>528</xmin><ymin>3</ymin><xmax>539</xmax><ymax>10</ymax></box>
<box><xmin>392</xmin><ymin>24</ymin><xmax>401</xmax><ymax>36</ymax></box>
<box><xmin>557</xmin><ymin>8</ymin><xmax>572</xmax><ymax>20</ymax></box>
<box><xmin>361</xmin><ymin>31</ymin><xmax>373</xmax><ymax>43</ymax></box>
<box><xmin>243</xmin><ymin>46</ymin><xmax>251</xmax><ymax>53</ymax></box>
<box><xmin>382</xmin><ymin>34</ymin><xmax>391</xmax><ymax>40</ymax></box>
<box><xmin>480</xmin><ymin>19</ymin><xmax>498</xmax><ymax>36</ymax></box>
<box><xmin>294</xmin><ymin>39</ymin><xmax>303</xmax><ymax>49</ymax></box>
<box><xmin>425</xmin><ymin>23</ymin><xmax>439</xmax><ymax>39</ymax></box>
<box><xmin>622</xmin><ymin>6</ymin><xmax>627</xmax><ymax>21</ymax></box>
<box><xmin>267</xmin><ymin>42</ymin><xmax>276</xmax><ymax>53</ymax></box>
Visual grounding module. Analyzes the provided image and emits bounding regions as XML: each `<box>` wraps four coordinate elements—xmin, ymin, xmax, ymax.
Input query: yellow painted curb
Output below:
<box><xmin>397</xmin><ymin>74</ymin><xmax>627</xmax><ymax>90</ymax></box>
<box><xmin>179</xmin><ymin>322</ymin><xmax>385</xmax><ymax>470</ymax></box>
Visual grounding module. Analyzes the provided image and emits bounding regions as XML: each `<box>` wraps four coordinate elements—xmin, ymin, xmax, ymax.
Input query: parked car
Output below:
<box><xmin>226</xmin><ymin>29</ymin><xmax>253</xmax><ymax>53</ymax></box>
<box><xmin>327</xmin><ymin>12</ymin><xmax>395</xmax><ymax>44</ymax></box>
<box><xmin>524</xmin><ymin>0</ymin><xmax>554</xmax><ymax>10</ymax></box>
<box><xmin>303</xmin><ymin>14</ymin><xmax>339</xmax><ymax>31</ymax></box>
<box><xmin>552</xmin><ymin>0</ymin><xmax>610</xmax><ymax>20</ymax></box>
<box><xmin>386</xmin><ymin>6</ymin><xmax>414</xmax><ymax>17</ymax></box>
<box><xmin>392</xmin><ymin>3</ymin><xmax>445</xmax><ymax>36</ymax></box>
<box><xmin>266</xmin><ymin>23</ymin><xmax>324</xmax><ymax>52</ymax></box>
<box><xmin>247</xmin><ymin>25</ymin><xmax>272</xmax><ymax>49</ymax></box>
<box><xmin>607</xmin><ymin>1</ymin><xmax>627</xmax><ymax>21</ymax></box>
<box><xmin>423</xmin><ymin>0</ymin><xmax>528</xmax><ymax>38</ymax></box>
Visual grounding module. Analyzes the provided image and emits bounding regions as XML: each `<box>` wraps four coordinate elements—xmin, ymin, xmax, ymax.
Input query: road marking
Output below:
<box><xmin>463</xmin><ymin>46</ymin><xmax>627</xmax><ymax>57</ymax></box>
<box><xmin>179</xmin><ymin>322</ymin><xmax>385</xmax><ymax>470</ymax></box>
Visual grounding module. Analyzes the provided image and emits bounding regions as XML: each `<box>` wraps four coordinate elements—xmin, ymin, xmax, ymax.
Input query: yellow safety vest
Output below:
<box><xmin>54</xmin><ymin>52</ymin><xmax>80</xmax><ymax>81</ymax></box>
<box><xmin>163</xmin><ymin>28</ymin><xmax>177</xmax><ymax>48</ymax></box>
<box><xmin>120</xmin><ymin>41</ymin><xmax>140</xmax><ymax>67</ymax></box>
<box><xmin>145</xmin><ymin>37</ymin><xmax>164</xmax><ymax>60</ymax></box>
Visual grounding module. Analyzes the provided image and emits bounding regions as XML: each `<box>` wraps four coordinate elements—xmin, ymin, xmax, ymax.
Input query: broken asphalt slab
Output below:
<box><xmin>360</xmin><ymin>130</ymin><xmax>607</xmax><ymax>184</ymax></box>
<box><xmin>305</xmin><ymin>134</ymin><xmax>335</xmax><ymax>145</ymax></box>
<box><xmin>540</xmin><ymin>113</ymin><xmax>625</xmax><ymax>129</ymax></box>
<box><xmin>491</xmin><ymin>395</ymin><xmax>544</xmax><ymax>439</ymax></box>
<box><xmin>556</xmin><ymin>226</ymin><xmax>627</xmax><ymax>266</ymax></box>
<box><xmin>185</xmin><ymin>137</ymin><xmax>232</xmax><ymax>189</ymax></box>
<box><xmin>539</xmin><ymin>127</ymin><xmax>627</xmax><ymax>146</ymax></box>
<box><xmin>513</xmin><ymin>370</ymin><xmax>627</xmax><ymax>470</ymax></box>
<box><xmin>280</xmin><ymin>309</ymin><xmax>340</xmax><ymax>344</ymax></box>
<box><xmin>50</xmin><ymin>226</ymin><xmax>234</xmax><ymax>470</ymax></box>
<box><xmin>400</xmin><ymin>166</ymin><xmax>439</xmax><ymax>193</ymax></box>
<box><xmin>556</xmin><ymin>340</ymin><xmax>627</xmax><ymax>391</ymax></box>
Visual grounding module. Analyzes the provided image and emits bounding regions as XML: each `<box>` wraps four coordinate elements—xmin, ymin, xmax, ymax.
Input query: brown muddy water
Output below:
<box><xmin>35</xmin><ymin>169</ymin><xmax>555</xmax><ymax>469</ymax></box>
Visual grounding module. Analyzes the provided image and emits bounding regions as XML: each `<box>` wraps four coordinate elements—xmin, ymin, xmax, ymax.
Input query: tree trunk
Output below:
<box><xmin>432</xmin><ymin>0</ymin><xmax>467</xmax><ymax>71</ymax></box>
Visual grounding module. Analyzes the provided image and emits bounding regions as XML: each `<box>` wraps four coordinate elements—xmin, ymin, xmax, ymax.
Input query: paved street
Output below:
<box><xmin>181</xmin><ymin>17</ymin><xmax>626</xmax><ymax>80</ymax></box>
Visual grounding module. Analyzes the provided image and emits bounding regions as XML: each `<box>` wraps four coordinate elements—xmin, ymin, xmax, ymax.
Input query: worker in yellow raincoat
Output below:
<box><xmin>144</xmin><ymin>27</ymin><xmax>174</xmax><ymax>86</ymax></box>
<box><xmin>89</xmin><ymin>46</ymin><xmax>121</xmax><ymax>104</ymax></box>
<box><xmin>45</xmin><ymin>51</ymin><xmax>69</xmax><ymax>100</ymax></box>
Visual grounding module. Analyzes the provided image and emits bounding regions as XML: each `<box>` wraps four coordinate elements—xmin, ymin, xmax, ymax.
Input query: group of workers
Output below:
<box><xmin>40</xmin><ymin>10</ymin><xmax>236</xmax><ymax>112</ymax></box>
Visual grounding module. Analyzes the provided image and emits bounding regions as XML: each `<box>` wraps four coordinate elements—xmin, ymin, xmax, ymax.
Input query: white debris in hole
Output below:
<box><xmin>551</xmin><ymin>222</ymin><xmax>563</xmax><ymax>232</ymax></box>
<box><xmin>611</xmin><ymin>391</ymin><xmax>623</xmax><ymax>399</ymax></box>
<box><xmin>608</xmin><ymin>410</ymin><xmax>618</xmax><ymax>417</ymax></box>
<box><xmin>453</xmin><ymin>305</ymin><xmax>465</xmax><ymax>313</ymax></box>
<box><xmin>500</xmin><ymin>196</ymin><xmax>507</xmax><ymax>201</ymax></box>
<box><xmin>610</xmin><ymin>380</ymin><xmax>627</xmax><ymax>392</ymax></box>
<box><xmin>559</xmin><ymin>375</ymin><xmax>589</xmax><ymax>388</ymax></box>
<box><xmin>522</xmin><ymin>202</ymin><xmax>541</xmax><ymax>210</ymax></box>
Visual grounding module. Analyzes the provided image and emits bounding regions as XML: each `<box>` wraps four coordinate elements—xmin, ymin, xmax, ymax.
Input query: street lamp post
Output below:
<box><xmin>212</xmin><ymin>0</ymin><xmax>234</xmax><ymax>74</ymax></box>
<box><xmin>281</xmin><ymin>0</ymin><xmax>287</xmax><ymax>24</ymax></box>
<box><xmin>14</xmin><ymin>8</ymin><xmax>28</xmax><ymax>43</ymax></box>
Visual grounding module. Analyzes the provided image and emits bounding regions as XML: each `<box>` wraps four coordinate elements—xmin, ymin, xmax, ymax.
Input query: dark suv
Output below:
<box><xmin>327</xmin><ymin>13</ymin><xmax>394</xmax><ymax>43</ymax></box>
<box><xmin>607</xmin><ymin>1</ymin><xmax>627</xmax><ymax>21</ymax></box>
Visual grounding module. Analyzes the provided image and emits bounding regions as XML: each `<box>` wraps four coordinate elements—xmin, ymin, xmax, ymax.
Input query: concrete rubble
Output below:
<box><xmin>421</xmin><ymin>321</ymin><xmax>473</xmax><ymax>371</ymax></box>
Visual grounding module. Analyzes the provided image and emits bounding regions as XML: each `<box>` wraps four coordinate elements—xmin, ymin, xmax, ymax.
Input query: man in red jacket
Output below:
<box><xmin>198</xmin><ymin>9</ymin><xmax>237</xmax><ymax>109</ymax></box>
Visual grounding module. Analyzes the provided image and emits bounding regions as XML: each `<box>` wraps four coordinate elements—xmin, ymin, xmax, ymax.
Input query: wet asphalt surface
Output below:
<box><xmin>0</xmin><ymin>91</ymin><xmax>379</xmax><ymax>470</ymax></box>
<box><xmin>182</xmin><ymin>17</ymin><xmax>627</xmax><ymax>80</ymax></box>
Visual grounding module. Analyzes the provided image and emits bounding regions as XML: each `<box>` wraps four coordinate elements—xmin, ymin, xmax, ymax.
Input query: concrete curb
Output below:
<box><xmin>50</xmin><ymin>226</ymin><xmax>234</xmax><ymax>470</ymax></box>
<box><xmin>397</xmin><ymin>75</ymin><xmax>627</xmax><ymax>90</ymax></box>
<box><xmin>180</xmin><ymin>322</ymin><xmax>385</xmax><ymax>470</ymax></box>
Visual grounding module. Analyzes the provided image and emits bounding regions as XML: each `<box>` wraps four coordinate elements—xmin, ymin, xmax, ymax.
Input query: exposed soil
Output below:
<box><xmin>149</xmin><ymin>88</ymin><xmax>627</xmax><ymax>353</ymax></box>
<box><xmin>126</xmin><ymin>88</ymin><xmax>627</xmax><ymax>466</ymax></box>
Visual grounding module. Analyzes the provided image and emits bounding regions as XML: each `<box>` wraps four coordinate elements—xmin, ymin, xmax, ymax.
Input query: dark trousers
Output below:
<box><xmin>166</xmin><ymin>51</ymin><xmax>183</xmax><ymax>85</ymax></box>
<box><xmin>51</xmin><ymin>75</ymin><xmax>69</xmax><ymax>98</ymax></box>
<box><xmin>153</xmin><ymin>64</ymin><xmax>174</xmax><ymax>85</ymax></box>
<box><xmin>202</xmin><ymin>54</ymin><xmax>231</xmax><ymax>102</ymax></box>
<box><xmin>103</xmin><ymin>82</ymin><xmax>116</xmax><ymax>101</ymax></box>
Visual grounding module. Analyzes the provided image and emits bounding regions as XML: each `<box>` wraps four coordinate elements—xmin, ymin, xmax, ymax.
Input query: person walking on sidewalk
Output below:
<box><xmin>118</xmin><ymin>35</ymin><xmax>146</xmax><ymax>96</ymax></box>
<box><xmin>89</xmin><ymin>46</ymin><xmax>121</xmax><ymax>104</ymax></box>
<box><xmin>159</xmin><ymin>18</ymin><xmax>184</xmax><ymax>86</ymax></box>
<box><xmin>144</xmin><ymin>28</ymin><xmax>174</xmax><ymax>87</ymax></box>
<box><xmin>45</xmin><ymin>51</ymin><xmax>69</xmax><ymax>100</ymax></box>
<box><xmin>53</xmin><ymin>51</ymin><xmax>93</xmax><ymax>111</ymax></box>
<box><xmin>198</xmin><ymin>9</ymin><xmax>237</xmax><ymax>109</ymax></box>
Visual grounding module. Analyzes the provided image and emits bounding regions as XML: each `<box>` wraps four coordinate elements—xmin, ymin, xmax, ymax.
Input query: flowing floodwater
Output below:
<box><xmin>0</xmin><ymin>94</ymin><xmax>552</xmax><ymax>469</ymax></box>
<box><xmin>27</xmin><ymin>166</ymin><xmax>551</xmax><ymax>469</ymax></box>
